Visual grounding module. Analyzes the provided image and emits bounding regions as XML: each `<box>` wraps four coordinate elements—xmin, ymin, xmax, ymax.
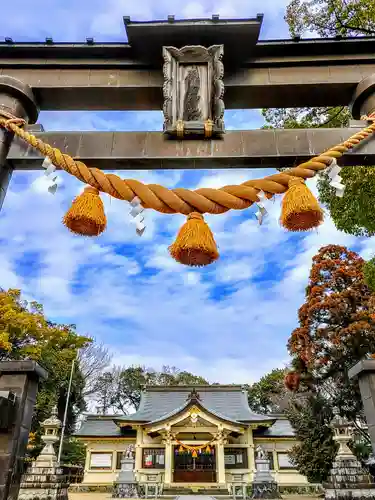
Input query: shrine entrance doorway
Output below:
<box><xmin>173</xmin><ymin>446</ymin><xmax>216</xmax><ymax>483</ymax></box>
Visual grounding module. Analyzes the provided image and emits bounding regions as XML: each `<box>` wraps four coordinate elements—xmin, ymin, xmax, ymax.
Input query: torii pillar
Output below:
<box><xmin>348</xmin><ymin>76</ymin><xmax>375</xmax><ymax>456</ymax></box>
<box><xmin>349</xmin><ymin>360</ymin><xmax>375</xmax><ymax>454</ymax></box>
<box><xmin>0</xmin><ymin>361</ymin><xmax>48</xmax><ymax>500</ymax></box>
<box><xmin>0</xmin><ymin>75</ymin><xmax>39</xmax><ymax>209</ymax></box>
<box><xmin>350</xmin><ymin>74</ymin><xmax>375</xmax><ymax>120</ymax></box>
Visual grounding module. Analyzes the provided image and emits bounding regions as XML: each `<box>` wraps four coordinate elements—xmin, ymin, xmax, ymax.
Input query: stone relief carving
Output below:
<box><xmin>162</xmin><ymin>426</ymin><xmax>173</xmax><ymax>445</ymax></box>
<box><xmin>113</xmin><ymin>483</ymin><xmax>139</xmax><ymax>498</ymax></box>
<box><xmin>162</xmin><ymin>44</ymin><xmax>225</xmax><ymax>138</ymax></box>
<box><xmin>162</xmin><ymin>48</ymin><xmax>174</xmax><ymax>130</ymax></box>
<box><xmin>183</xmin><ymin>66</ymin><xmax>202</xmax><ymax>121</ymax></box>
<box><xmin>211</xmin><ymin>45</ymin><xmax>225</xmax><ymax>132</ymax></box>
<box><xmin>252</xmin><ymin>482</ymin><xmax>281</xmax><ymax>499</ymax></box>
<box><xmin>215</xmin><ymin>427</ymin><xmax>228</xmax><ymax>445</ymax></box>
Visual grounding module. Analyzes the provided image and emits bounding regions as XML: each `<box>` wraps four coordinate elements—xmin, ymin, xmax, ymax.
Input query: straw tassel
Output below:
<box><xmin>63</xmin><ymin>186</ymin><xmax>107</xmax><ymax>236</ymax></box>
<box><xmin>280</xmin><ymin>177</ymin><xmax>323</xmax><ymax>231</ymax></box>
<box><xmin>169</xmin><ymin>212</ymin><xmax>219</xmax><ymax>267</ymax></box>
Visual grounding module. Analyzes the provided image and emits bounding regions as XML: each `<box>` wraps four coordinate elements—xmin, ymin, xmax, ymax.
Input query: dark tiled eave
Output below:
<box><xmin>0</xmin><ymin>35</ymin><xmax>374</xmax><ymax>66</ymax></box>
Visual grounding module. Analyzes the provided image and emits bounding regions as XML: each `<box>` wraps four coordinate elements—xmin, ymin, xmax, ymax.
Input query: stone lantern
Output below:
<box><xmin>323</xmin><ymin>409</ymin><xmax>375</xmax><ymax>500</ymax></box>
<box><xmin>331</xmin><ymin>409</ymin><xmax>355</xmax><ymax>460</ymax></box>
<box><xmin>18</xmin><ymin>406</ymin><xmax>68</xmax><ymax>500</ymax></box>
<box><xmin>33</xmin><ymin>405</ymin><xmax>61</xmax><ymax>469</ymax></box>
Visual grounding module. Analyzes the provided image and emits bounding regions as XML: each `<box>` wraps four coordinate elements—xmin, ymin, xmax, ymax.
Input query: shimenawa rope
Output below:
<box><xmin>1</xmin><ymin>116</ymin><xmax>374</xmax><ymax>216</ymax></box>
<box><xmin>1</xmin><ymin>114</ymin><xmax>374</xmax><ymax>267</ymax></box>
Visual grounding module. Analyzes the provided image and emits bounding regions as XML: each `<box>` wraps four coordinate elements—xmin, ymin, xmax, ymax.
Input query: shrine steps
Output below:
<box><xmin>161</xmin><ymin>486</ymin><xmax>230</xmax><ymax>496</ymax></box>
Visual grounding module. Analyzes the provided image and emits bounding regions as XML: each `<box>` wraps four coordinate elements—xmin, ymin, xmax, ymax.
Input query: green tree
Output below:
<box><xmin>262</xmin><ymin>106</ymin><xmax>350</xmax><ymax>131</ymax></box>
<box><xmin>32</xmin><ymin>338</ymin><xmax>87</xmax><ymax>436</ymax></box>
<box><xmin>156</xmin><ymin>365</ymin><xmax>208</xmax><ymax>387</ymax></box>
<box><xmin>60</xmin><ymin>437</ymin><xmax>86</xmax><ymax>466</ymax></box>
<box><xmin>285</xmin><ymin>0</ymin><xmax>375</xmax><ymax>38</ymax></box>
<box><xmin>262</xmin><ymin>0</ymin><xmax>375</xmax><ymax>237</ymax></box>
<box><xmin>248</xmin><ymin>368</ymin><xmax>289</xmax><ymax>414</ymax></box>
<box><xmin>0</xmin><ymin>289</ymin><xmax>91</xmax><ymax>457</ymax></box>
<box><xmin>95</xmin><ymin>365</ymin><xmax>209</xmax><ymax>414</ymax></box>
<box><xmin>285</xmin><ymin>394</ymin><xmax>337</xmax><ymax>483</ymax></box>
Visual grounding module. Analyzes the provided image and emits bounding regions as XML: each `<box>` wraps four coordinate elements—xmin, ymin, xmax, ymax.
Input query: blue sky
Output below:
<box><xmin>1</xmin><ymin>0</ymin><xmax>375</xmax><ymax>391</ymax></box>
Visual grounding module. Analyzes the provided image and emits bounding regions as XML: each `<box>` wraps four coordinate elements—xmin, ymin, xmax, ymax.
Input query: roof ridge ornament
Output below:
<box><xmin>186</xmin><ymin>387</ymin><xmax>201</xmax><ymax>402</ymax></box>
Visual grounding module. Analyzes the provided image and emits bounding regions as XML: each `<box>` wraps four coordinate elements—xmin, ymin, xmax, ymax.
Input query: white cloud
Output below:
<box><xmin>182</xmin><ymin>2</ymin><xmax>208</xmax><ymax>18</ymax></box>
<box><xmin>216</xmin><ymin>261</ymin><xmax>254</xmax><ymax>283</ymax></box>
<box><xmin>110</xmin><ymin>351</ymin><xmax>289</xmax><ymax>384</ymax></box>
<box><xmin>87</xmin><ymin>0</ymin><xmax>291</xmax><ymax>39</ymax></box>
<box><xmin>0</xmin><ymin>0</ymin><xmax>292</xmax><ymax>44</ymax></box>
<box><xmin>3</xmin><ymin>156</ymin><xmax>369</xmax><ymax>385</ymax></box>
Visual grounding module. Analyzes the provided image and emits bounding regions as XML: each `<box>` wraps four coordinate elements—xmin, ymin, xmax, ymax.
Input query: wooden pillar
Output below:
<box><xmin>349</xmin><ymin>359</ymin><xmax>375</xmax><ymax>454</ymax></box>
<box><xmin>216</xmin><ymin>442</ymin><xmax>226</xmax><ymax>485</ymax></box>
<box><xmin>272</xmin><ymin>449</ymin><xmax>279</xmax><ymax>482</ymax></box>
<box><xmin>0</xmin><ymin>361</ymin><xmax>47</xmax><ymax>500</ymax></box>
<box><xmin>0</xmin><ymin>76</ymin><xmax>38</xmax><ymax>211</ymax></box>
<box><xmin>135</xmin><ymin>445</ymin><xmax>143</xmax><ymax>473</ymax></box>
<box><xmin>164</xmin><ymin>440</ymin><xmax>173</xmax><ymax>485</ymax></box>
<box><xmin>135</xmin><ymin>428</ymin><xmax>143</xmax><ymax>480</ymax></box>
<box><xmin>84</xmin><ymin>447</ymin><xmax>90</xmax><ymax>475</ymax></box>
<box><xmin>247</xmin><ymin>445</ymin><xmax>255</xmax><ymax>480</ymax></box>
<box><xmin>247</xmin><ymin>428</ymin><xmax>255</xmax><ymax>482</ymax></box>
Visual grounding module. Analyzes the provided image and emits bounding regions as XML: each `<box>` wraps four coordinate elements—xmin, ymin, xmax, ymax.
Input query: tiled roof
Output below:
<box><xmin>76</xmin><ymin>417</ymin><xmax>136</xmax><ymax>437</ymax></box>
<box><xmin>116</xmin><ymin>386</ymin><xmax>274</xmax><ymax>424</ymax></box>
<box><xmin>75</xmin><ymin>386</ymin><xmax>286</xmax><ymax>438</ymax></box>
<box><xmin>253</xmin><ymin>418</ymin><xmax>295</xmax><ymax>437</ymax></box>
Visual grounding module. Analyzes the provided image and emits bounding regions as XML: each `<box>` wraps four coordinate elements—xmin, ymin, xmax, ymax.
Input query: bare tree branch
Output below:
<box><xmin>79</xmin><ymin>341</ymin><xmax>112</xmax><ymax>397</ymax></box>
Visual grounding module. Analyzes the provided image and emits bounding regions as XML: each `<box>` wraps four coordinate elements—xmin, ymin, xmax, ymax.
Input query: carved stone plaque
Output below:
<box><xmin>162</xmin><ymin>45</ymin><xmax>224</xmax><ymax>138</ymax></box>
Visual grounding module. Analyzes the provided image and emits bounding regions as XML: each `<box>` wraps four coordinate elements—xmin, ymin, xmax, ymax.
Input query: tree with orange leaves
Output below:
<box><xmin>284</xmin><ymin>245</ymin><xmax>375</xmax><ymax>480</ymax></box>
<box><xmin>287</xmin><ymin>244</ymin><xmax>375</xmax><ymax>419</ymax></box>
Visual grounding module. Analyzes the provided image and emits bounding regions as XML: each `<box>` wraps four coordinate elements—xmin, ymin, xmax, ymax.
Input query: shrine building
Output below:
<box><xmin>75</xmin><ymin>385</ymin><xmax>308</xmax><ymax>492</ymax></box>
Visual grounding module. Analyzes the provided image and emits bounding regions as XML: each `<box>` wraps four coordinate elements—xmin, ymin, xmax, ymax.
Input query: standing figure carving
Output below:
<box><xmin>162</xmin><ymin>45</ymin><xmax>224</xmax><ymax>137</ymax></box>
<box><xmin>183</xmin><ymin>66</ymin><xmax>202</xmax><ymax>121</ymax></box>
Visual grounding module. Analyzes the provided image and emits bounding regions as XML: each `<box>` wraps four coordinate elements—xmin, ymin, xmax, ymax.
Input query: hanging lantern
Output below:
<box><xmin>178</xmin><ymin>445</ymin><xmax>184</xmax><ymax>454</ymax></box>
<box><xmin>192</xmin><ymin>449</ymin><xmax>198</xmax><ymax>458</ymax></box>
<box><xmin>205</xmin><ymin>445</ymin><xmax>211</xmax><ymax>454</ymax></box>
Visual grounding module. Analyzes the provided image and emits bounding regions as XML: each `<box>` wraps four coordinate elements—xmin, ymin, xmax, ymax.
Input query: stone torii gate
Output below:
<box><xmin>1</xmin><ymin>15</ymin><xmax>375</xmax><ymax>493</ymax></box>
